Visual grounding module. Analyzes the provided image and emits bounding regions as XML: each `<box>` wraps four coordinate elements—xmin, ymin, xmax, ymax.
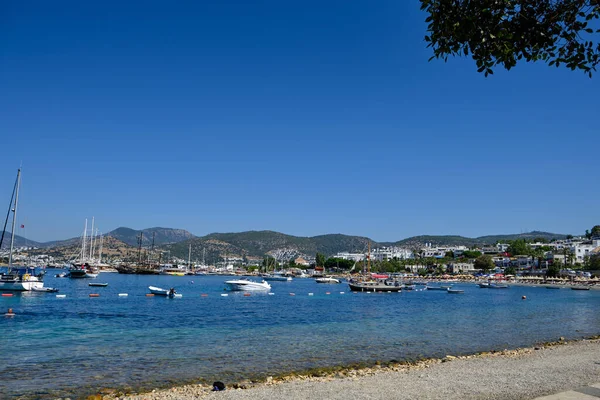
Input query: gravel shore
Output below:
<box><xmin>101</xmin><ymin>338</ymin><xmax>600</xmax><ymax>400</ymax></box>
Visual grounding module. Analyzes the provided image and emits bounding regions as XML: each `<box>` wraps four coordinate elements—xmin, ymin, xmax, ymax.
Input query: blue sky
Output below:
<box><xmin>1</xmin><ymin>0</ymin><xmax>598</xmax><ymax>242</ymax></box>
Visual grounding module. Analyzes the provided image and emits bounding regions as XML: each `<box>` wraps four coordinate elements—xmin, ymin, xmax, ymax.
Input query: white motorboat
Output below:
<box><xmin>148</xmin><ymin>286</ymin><xmax>177</xmax><ymax>297</ymax></box>
<box><xmin>0</xmin><ymin>169</ymin><xmax>45</xmax><ymax>292</ymax></box>
<box><xmin>224</xmin><ymin>279</ymin><xmax>271</xmax><ymax>291</ymax></box>
<box><xmin>315</xmin><ymin>277</ymin><xmax>340</xmax><ymax>284</ymax></box>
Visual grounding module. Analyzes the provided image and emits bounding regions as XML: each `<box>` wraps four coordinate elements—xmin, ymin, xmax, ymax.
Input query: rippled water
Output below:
<box><xmin>1</xmin><ymin>272</ymin><xmax>599</xmax><ymax>399</ymax></box>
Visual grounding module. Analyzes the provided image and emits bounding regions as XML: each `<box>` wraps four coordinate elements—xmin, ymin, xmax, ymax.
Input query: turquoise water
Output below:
<box><xmin>1</xmin><ymin>271</ymin><xmax>599</xmax><ymax>399</ymax></box>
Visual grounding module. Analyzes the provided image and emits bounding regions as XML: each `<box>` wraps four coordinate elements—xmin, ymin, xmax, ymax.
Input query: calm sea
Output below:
<box><xmin>1</xmin><ymin>271</ymin><xmax>599</xmax><ymax>399</ymax></box>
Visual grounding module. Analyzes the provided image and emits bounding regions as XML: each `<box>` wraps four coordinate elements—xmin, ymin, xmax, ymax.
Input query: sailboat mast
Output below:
<box><xmin>188</xmin><ymin>243</ymin><xmax>192</xmax><ymax>271</ymax></box>
<box><xmin>98</xmin><ymin>233</ymin><xmax>103</xmax><ymax>263</ymax></box>
<box><xmin>8</xmin><ymin>169</ymin><xmax>21</xmax><ymax>269</ymax></box>
<box><xmin>89</xmin><ymin>217</ymin><xmax>95</xmax><ymax>260</ymax></box>
<box><xmin>82</xmin><ymin>219</ymin><xmax>87</xmax><ymax>263</ymax></box>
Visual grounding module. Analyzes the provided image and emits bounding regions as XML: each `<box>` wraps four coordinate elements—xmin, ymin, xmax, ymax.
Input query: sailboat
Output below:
<box><xmin>0</xmin><ymin>169</ymin><xmax>45</xmax><ymax>291</ymax></box>
<box><xmin>68</xmin><ymin>218</ymin><xmax>100</xmax><ymax>278</ymax></box>
<box><xmin>347</xmin><ymin>242</ymin><xmax>402</xmax><ymax>292</ymax></box>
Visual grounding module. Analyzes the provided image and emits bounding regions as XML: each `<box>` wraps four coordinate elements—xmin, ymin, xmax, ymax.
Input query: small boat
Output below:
<box><xmin>263</xmin><ymin>274</ymin><xmax>292</xmax><ymax>282</ymax></box>
<box><xmin>32</xmin><ymin>287</ymin><xmax>59</xmax><ymax>293</ymax></box>
<box><xmin>426</xmin><ymin>286</ymin><xmax>448</xmax><ymax>291</ymax></box>
<box><xmin>315</xmin><ymin>277</ymin><xmax>341</xmax><ymax>284</ymax></box>
<box><xmin>447</xmin><ymin>288</ymin><xmax>464</xmax><ymax>294</ymax></box>
<box><xmin>148</xmin><ymin>286</ymin><xmax>178</xmax><ymax>297</ymax></box>
<box><xmin>348</xmin><ymin>280</ymin><xmax>402</xmax><ymax>292</ymax></box>
<box><xmin>545</xmin><ymin>286</ymin><xmax>561</xmax><ymax>290</ymax></box>
<box><xmin>489</xmin><ymin>284</ymin><xmax>509</xmax><ymax>289</ymax></box>
<box><xmin>571</xmin><ymin>286</ymin><xmax>590</xmax><ymax>291</ymax></box>
<box><xmin>224</xmin><ymin>279</ymin><xmax>271</xmax><ymax>292</ymax></box>
<box><xmin>478</xmin><ymin>283</ymin><xmax>490</xmax><ymax>288</ymax></box>
<box><xmin>54</xmin><ymin>272</ymin><xmax>68</xmax><ymax>278</ymax></box>
<box><xmin>88</xmin><ymin>282</ymin><xmax>108</xmax><ymax>287</ymax></box>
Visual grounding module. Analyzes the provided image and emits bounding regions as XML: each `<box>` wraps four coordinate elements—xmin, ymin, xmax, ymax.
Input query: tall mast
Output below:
<box><xmin>98</xmin><ymin>232</ymin><xmax>103</xmax><ymax>263</ymax></box>
<box><xmin>89</xmin><ymin>217</ymin><xmax>95</xmax><ymax>260</ymax></box>
<box><xmin>137</xmin><ymin>232</ymin><xmax>143</xmax><ymax>264</ymax></box>
<box><xmin>8</xmin><ymin>169</ymin><xmax>21</xmax><ymax>269</ymax></box>
<box><xmin>188</xmin><ymin>243</ymin><xmax>192</xmax><ymax>271</ymax></box>
<box><xmin>82</xmin><ymin>219</ymin><xmax>87</xmax><ymax>263</ymax></box>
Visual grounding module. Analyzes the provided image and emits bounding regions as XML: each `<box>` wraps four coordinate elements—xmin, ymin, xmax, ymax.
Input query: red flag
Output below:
<box><xmin>20</xmin><ymin>224</ymin><xmax>24</xmax><ymax>228</ymax></box>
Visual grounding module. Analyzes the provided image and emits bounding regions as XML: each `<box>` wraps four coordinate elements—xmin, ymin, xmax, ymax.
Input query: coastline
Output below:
<box><xmin>101</xmin><ymin>337</ymin><xmax>600</xmax><ymax>400</ymax></box>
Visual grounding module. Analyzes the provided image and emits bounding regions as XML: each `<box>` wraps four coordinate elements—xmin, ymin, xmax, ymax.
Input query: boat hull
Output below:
<box><xmin>348</xmin><ymin>282</ymin><xmax>402</xmax><ymax>292</ymax></box>
<box><xmin>225</xmin><ymin>280</ymin><xmax>271</xmax><ymax>291</ymax></box>
<box><xmin>0</xmin><ymin>278</ymin><xmax>44</xmax><ymax>291</ymax></box>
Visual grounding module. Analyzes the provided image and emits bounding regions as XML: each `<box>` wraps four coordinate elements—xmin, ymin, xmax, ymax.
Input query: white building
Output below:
<box><xmin>573</xmin><ymin>239</ymin><xmax>600</xmax><ymax>263</ymax></box>
<box><xmin>370</xmin><ymin>246</ymin><xmax>412</xmax><ymax>261</ymax></box>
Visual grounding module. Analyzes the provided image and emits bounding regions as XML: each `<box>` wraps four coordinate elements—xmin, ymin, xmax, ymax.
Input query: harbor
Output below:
<box><xmin>1</xmin><ymin>272</ymin><xmax>600</xmax><ymax>399</ymax></box>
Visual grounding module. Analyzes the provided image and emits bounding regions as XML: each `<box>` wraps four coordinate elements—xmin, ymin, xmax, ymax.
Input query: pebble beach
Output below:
<box><xmin>100</xmin><ymin>338</ymin><xmax>600</xmax><ymax>400</ymax></box>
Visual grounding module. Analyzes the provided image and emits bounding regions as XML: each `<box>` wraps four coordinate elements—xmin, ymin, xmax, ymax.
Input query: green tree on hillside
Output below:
<box><xmin>592</xmin><ymin>225</ymin><xmax>600</xmax><ymax>238</ymax></box>
<box><xmin>508</xmin><ymin>239</ymin><xmax>530</xmax><ymax>256</ymax></box>
<box><xmin>315</xmin><ymin>252</ymin><xmax>326</xmax><ymax>268</ymax></box>
<box><xmin>474</xmin><ymin>254</ymin><xmax>495</xmax><ymax>272</ymax></box>
<box><xmin>420</xmin><ymin>0</ymin><xmax>600</xmax><ymax>77</ymax></box>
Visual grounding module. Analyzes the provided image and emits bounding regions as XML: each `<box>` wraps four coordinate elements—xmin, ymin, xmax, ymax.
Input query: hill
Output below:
<box><xmin>395</xmin><ymin>231</ymin><xmax>568</xmax><ymax>247</ymax></box>
<box><xmin>106</xmin><ymin>227</ymin><xmax>195</xmax><ymax>247</ymax></box>
<box><xmin>163</xmin><ymin>231</ymin><xmax>376</xmax><ymax>264</ymax></box>
<box><xmin>0</xmin><ymin>232</ymin><xmax>44</xmax><ymax>249</ymax></box>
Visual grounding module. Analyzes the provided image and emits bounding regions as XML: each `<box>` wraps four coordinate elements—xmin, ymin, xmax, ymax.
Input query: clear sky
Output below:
<box><xmin>1</xmin><ymin>0</ymin><xmax>598</xmax><ymax>242</ymax></box>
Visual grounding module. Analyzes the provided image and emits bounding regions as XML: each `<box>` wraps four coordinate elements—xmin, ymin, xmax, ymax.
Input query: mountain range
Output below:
<box><xmin>3</xmin><ymin>227</ymin><xmax>570</xmax><ymax>260</ymax></box>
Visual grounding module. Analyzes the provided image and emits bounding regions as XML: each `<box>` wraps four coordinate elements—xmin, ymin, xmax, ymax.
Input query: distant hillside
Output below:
<box><xmin>0</xmin><ymin>232</ymin><xmax>44</xmax><ymax>249</ymax></box>
<box><xmin>395</xmin><ymin>235</ymin><xmax>477</xmax><ymax>247</ymax></box>
<box><xmin>396</xmin><ymin>231</ymin><xmax>568</xmax><ymax>247</ymax></box>
<box><xmin>29</xmin><ymin>236</ymin><xmax>136</xmax><ymax>262</ymax></box>
<box><xmin>107</xmin><ymin>227</ymin><xmax>195</xmax><ymax>247</ymax></box>
<box><xmin>474</xmin><ymin>231</ymin><xmax>568</xmax><ymax>244</ymax></box>
<box><xmin>163</xmin><ymin>231</ymin><xmax>377</xmax><ymax>263</ymax></box>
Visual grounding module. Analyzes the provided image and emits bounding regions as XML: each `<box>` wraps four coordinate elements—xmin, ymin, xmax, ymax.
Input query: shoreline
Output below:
<box><xmin>100</xmin><ymin>336</ymin><xmax>600</xmax><ymax>400</ymax></box>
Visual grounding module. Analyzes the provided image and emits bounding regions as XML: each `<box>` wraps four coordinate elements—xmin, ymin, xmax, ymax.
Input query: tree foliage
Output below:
<box><xmin>508</xmin><ymin>239</ymin><xmax>530</xmax><ymax>256</ymax></box>
<box><xmin>592</xmin><ymin>225</ymin><xmax>600</xmax><ymax>238</ymax></box>
<box><xmin>474</xmin><ymin>254</ymin><xmax>495</xmax><ymax>272</ymax></box>
<box><xmin>315</xmin><ymin>252</ymin><xmax>326</xmax><ymax>267</ymax></box>
<box><xmin>420</xmin><ymin>0</ymin><xmax>600</xmax><ymax>77</ymax></box>
<box><xmin>589</xmin><ymin>253</ymin><xmax>600</xmax><ymax>269</ymax></box>
<box><xmin>547</xmin><ymin>260</ymin><xmax>562</xmax><ymax>277</ymax></box>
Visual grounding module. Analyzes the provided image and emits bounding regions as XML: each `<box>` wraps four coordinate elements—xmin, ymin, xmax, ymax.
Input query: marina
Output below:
<box><xmin>1</xmin><ymin>272</ymin><xmax>599</xmax><ymax>399</ymax></box>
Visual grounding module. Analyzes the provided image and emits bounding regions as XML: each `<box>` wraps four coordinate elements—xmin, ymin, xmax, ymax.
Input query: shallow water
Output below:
<box><xmin>1</xmin><ymin>272</ymin><xmax>599</xmax><ymax>399</ymax></box>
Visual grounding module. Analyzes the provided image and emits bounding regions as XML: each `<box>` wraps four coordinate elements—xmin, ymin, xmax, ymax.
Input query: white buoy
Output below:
<box><xmin>308</xmin><ymin>293</ymin><xmax>314</xmax><ymax>296</ymax></box>
<box><xmin>221</xmin><ymin>293</ymin><xmax>228</xmax><ymax>297</ymax></box>
<box><xmin>56</xmin><ymin>294</ymin><xmax>66</xmax><ymax>298</ymax></box>
<box><xmin>118</xmin><ymin>293</ymin><xmax>128</xmax><ymax>297</ymax></box>
<box><xmin>340</xmin><ymin>292</ymin><xmax>345</xmax><ymax>294</ymax></box>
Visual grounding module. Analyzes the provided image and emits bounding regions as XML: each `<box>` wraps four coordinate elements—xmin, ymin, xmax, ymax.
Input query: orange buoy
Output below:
<box><xmin>243</xmin><ymin>293</ymin><xmax>251</xmax><ymax>297</ymax></box>
<box><xmin>1</xmin><ymin>293</ymin><xmax>13</xmax><ymax>297</ymax></box>
<box><xmin>201</xmin><ymin>294</ymin><xmax>208</xmax><ymax>297</ymax></box>
<box><xmin>5</xmin><ymin>308</ymin><xmax>15</xmax><ymax>317</ymax></box>
<box><xmin>89</xmin><ymin>293</ymin><xmax>100</xmax><ymax>297</ymax></box>
<box><xmin>146</xmin><ymin>293</ymin><xmax>155</xmax><ymax>297</ymax></box>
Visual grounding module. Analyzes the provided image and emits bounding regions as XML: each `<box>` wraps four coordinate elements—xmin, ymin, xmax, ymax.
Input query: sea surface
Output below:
<box><xmin>1</xmin><ymin>271</ymin><xmax>600</xmax><ymax>399</ymax></box>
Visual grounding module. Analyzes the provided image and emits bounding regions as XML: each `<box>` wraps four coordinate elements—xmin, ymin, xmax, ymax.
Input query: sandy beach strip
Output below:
<box><xmin>99</xmin><ymin>338</ymin><xmax>600</xmax><ymax>400</ymax></box>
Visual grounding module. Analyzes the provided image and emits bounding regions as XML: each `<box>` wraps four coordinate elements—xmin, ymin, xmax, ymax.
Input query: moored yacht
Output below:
<box><xmin>224</xmin><ymin>278</ymin><xmax>271</xmax><ymax>291</ymax></box>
